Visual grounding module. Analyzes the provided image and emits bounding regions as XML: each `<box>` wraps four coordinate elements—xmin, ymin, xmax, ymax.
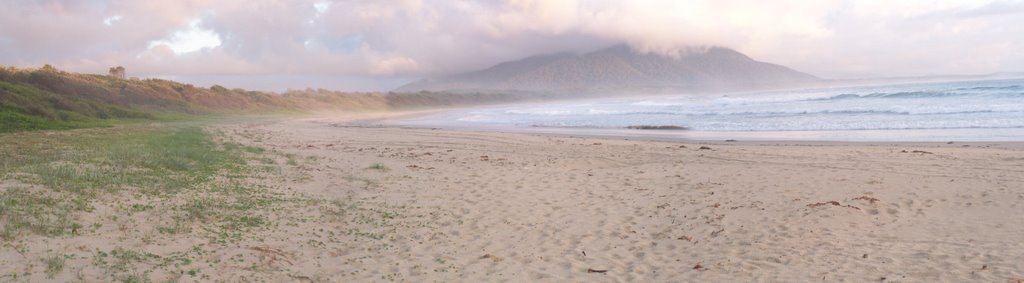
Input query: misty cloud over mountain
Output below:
<box><xmin>398</xmin><ymin>45</ymin><xmax>819</xmax><ymax>93</ymax></box>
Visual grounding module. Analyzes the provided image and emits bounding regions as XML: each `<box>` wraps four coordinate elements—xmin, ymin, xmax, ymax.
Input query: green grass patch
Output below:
<box><xmin>4</xmin><ymin>126</ymin><xmax>242</xmax><ymax>197</ymax></box>
<box><xmin>92</xmin><ymin>248</ymin><xmax>161</xmax><ymax>282</ymax></box>
<box><xmin>0</xmin><ymin>188</ymin><xmax>80</xmax><ymax>240</ymax></box>
<box><xmin>0</xmin><ymin>80</ymin><xmax>155</xmax><ymax>133</ymax></box>
<box><xmin>0</xmin><ymin>109</ymin><xmax>109</xmax><ymax>132</ymax></box>
<box><xmin>0</xmin><ymin>125</ymin><xmax>278</xmax><ymax>241</ymax></box>
<box><xmin>43</xmin><ymin>254</ymin><xmax>67</xmax><ymax>279</ymax></box>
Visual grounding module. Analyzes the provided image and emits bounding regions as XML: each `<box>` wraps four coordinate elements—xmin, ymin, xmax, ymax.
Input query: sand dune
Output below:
<box><xmin>212</xmin><ymin>117</ymin><xmax>1024</xmax><ymax>282</ymax></box>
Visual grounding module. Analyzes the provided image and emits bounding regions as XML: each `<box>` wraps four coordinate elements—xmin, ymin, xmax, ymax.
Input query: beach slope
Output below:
<box><xmin>215</xmin><ymin>117</ymin><xmax>1024</xmax><ymax>282</ymax></box>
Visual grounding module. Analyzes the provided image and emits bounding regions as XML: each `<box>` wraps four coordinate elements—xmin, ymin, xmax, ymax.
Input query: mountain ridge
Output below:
<box><xmin>397</xmin><ymin>44</ymin><xmax>820</xmax><ymax>93</ymax></box>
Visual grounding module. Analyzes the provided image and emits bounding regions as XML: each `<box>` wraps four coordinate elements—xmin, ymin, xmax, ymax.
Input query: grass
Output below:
<box><xmin>318</xmin><ymin>197</ymin><xmax>441</xmax><ymax>243</ymax></box>
<box><xmin>92</xmin><ymin>248</ymin><xmax>162</xmax><ymax>282</ymax></box>
<box><xmin>0</xmin><ymin>123</ymin><xmax>297</xmax><ymax>281</ymax></box>
<box><xmin>0</xmin><ymin>124</ymin><xmax>276</xmax><ymax>241</ymax></box>
<box><xmin>345</xmin><ymin>176</ymin><xmax>380</xmax><ymax>189</ymax></box>
<box><xmin>0</xmin><ymin>109</ymin><xmax>111</xmax><ymax>132</ymax></box>
<box><xmin>43</xmin><ymin>254</ymin><xmax>66</xmax><ymax>278</ymax></box>
<box><xmin>0</xmin><ymin>68</ymin><xmax>288</xmax><ymax>135</ymax></box>
<box><xmin>0</xmin><ymin>80</ymin><xmax>154</xmax><ymax>133</ymax></box>
<box><xmin>0</xmin><ymin>189</ymin><xmax>78</xmax><ymax>239</ymax></box>
<box><xmin>15</xmin><ymin>127</ymin><xmax>240</xmax><ymax>196</ymax></box>
<box><xmin>367</xmin><ymin>163</ymin><xmax>388</xmax><ymax>171</ymax></box>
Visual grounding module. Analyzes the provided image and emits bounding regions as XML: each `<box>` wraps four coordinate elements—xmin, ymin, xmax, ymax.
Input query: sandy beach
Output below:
<box><xmin>3</xmin><ymin>114</ymin><xmax>1023</xmax><ymax>282</ymax></box>
<box><xmin>222</xmin><ymin>115</ymin><xmax>1024</xmax><ymax>282</ymax></box>
<box><xmin>6</xmin><ymin>2</ymin><xmax>1024</xmax><ymax>282</ymax></box>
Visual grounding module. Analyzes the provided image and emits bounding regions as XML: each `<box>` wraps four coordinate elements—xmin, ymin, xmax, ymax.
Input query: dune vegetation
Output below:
<box><xmin>0</xmin><ymin>65</ymin><xmax>555</xmax><ymax>133</ymax></box>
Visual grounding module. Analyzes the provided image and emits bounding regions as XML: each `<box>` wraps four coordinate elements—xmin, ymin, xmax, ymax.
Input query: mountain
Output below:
<box><xmin>397</xmin><ymin>44</ymin><xmax>820</xmax><ymax>93</ymax></box>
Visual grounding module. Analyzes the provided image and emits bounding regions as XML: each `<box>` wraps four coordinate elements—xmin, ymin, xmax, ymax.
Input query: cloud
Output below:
<box><xmin>486</xmin><ymin>0</ymin><xmax>580</xmax><ymax>36</ymax></box>
<box><xmin>146</xmin><ymin>19</ymin><xmax>222</xmax><ymax>55</ymax></box>
<box><xmin>577</xmin><ymin>0</ymin><xmax>838</xmax><ymax>56</ymax></box>
<box><xmin>0</xmin><ymin>0</ymin><xmax>1022</xmax><ymax>91</ymax></box>
<box><xmin>367</xmin><ymin>55</ymin><xmax>419</xmax><ymax>76</ymax></box>
<box><xmin>103</xmin><ymin>15</ymin><xmax>122</xmax><ymax>26</ymax></box>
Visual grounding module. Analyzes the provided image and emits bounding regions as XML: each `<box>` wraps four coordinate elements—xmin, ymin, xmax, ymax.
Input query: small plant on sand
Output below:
<box><xmin>43</xmin><ymin>254</ymin><xmax>66</xmax><ymax>278</ymax></box>
<box><xmin>0</xmin><ymin>188</ymin><xmax>78</xmax><ymax>240</ymax></box>
<box><xmin>345</xmin><ymin>176</ymin><xmax>379</xmax><ymax>189</ymax></box>
<box><xmin>284</xmin><ymin>153</ymin><xmax>300</xmax><ymax>166</ymax></box>
<box><xmin>367</xmin><ymin>163</ymin><xmax>388</xmax><ymax>171</ymax></box>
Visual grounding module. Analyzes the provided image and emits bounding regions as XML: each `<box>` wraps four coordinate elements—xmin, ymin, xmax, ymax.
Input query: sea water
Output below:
<box><xmin>396</xmin><ymin>79</ymin><xmax>1024</xmax><ymax>141</ymax></box>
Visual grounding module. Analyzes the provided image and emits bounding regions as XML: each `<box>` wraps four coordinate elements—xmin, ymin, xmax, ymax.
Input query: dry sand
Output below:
<box><xmin>224</xmin><ymin>116</ymin><xmax>1024</xmax><ymax>282</ymax></box>
<box><xmin>4</xmin><ymin>114</ymin><xmax>1024</xmax><ymax>282</ymax></box>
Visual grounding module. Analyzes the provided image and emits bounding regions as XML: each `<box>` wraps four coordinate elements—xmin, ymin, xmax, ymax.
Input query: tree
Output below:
<box><xmin>108</xmin><ymin>66</ymin><xmax>126</xmax><ymax>79</ymax></box>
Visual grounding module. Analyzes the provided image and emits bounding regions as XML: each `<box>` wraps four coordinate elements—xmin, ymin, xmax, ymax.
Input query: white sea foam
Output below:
<box><xmin>399</xmin><ymin>79</ymin><xmax>1024</xmax><ymax>141</ymax></box>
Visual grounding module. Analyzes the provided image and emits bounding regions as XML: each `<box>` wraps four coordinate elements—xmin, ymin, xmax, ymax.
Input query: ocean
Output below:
<box><xmin>395</xmin><ymin>79</ymin><xmax>1024</xmax><ymax>141</ymax></box>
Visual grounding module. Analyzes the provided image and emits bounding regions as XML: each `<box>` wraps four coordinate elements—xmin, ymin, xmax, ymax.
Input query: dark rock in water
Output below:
<box><xmin>626</xmin><ymin>125</ymin><xmax>689</xmax><ymax>130</ymax></box>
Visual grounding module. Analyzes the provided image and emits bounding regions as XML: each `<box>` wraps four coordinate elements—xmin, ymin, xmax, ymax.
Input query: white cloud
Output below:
<box><xmin>368</xmin><ymin>56</ymin><xmax>419</xmax><ymax>75</ymax></box>
<box><xmin>146</xmin><ymin>19</ymin><xmax>222</xmax><ymax>55</ymax></box>
<box><xmin>103</xmin><ymin>15</ymin><xmax>122</xmax><ymax>26</ymax></box>
<box><xmin>314</xmin><ymin>1</ymin><xmax>330</xmax><ymax>16</ymax></box>
<box><xmin>487</xmin><ymin>0</ymin><xmax>580</xmax><ymax>36</ymax></box>
<box><xmin>308</xmin><ymin>1</ymin><xmax>331</xmax><ymax>24</ymax></box>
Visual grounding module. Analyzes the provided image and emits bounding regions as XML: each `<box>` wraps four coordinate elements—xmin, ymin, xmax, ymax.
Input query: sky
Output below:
<box><xmin>1</xmin><ymin>0</ymin><xmax>1023</xmax><ymax>91</ymax></box>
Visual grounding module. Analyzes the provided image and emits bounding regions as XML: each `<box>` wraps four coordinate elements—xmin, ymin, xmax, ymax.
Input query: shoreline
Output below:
<box><xmin>372</xmin><ymin>78</ymin><xmax>1024</xmax><ymax>143</ymax></box>
<box><xmin>355</xmin><ymin>110</ymin><xmax>1024</xmax><ymax>149</ymax></box>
